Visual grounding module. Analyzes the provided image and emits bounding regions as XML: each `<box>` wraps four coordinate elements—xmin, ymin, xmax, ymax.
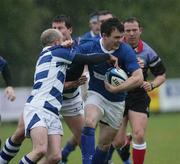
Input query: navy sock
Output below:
<box><xmin>19</xmin><ymin>155</ymin><xmax>36</xmax><ymax>164</ymax></box>
<box><xmin>62</xmin><ymin>141</ymin><xmax>76</xmax><ymax>162</ymax></box>
<box><xmin>92</xmin><ymin>146</ymin><xmax>108</xmax><ymax>164</ymax></box>
<box><xmin>81</xmin><ymin>127</ymin><xmax>95</xmax><ymax>164</ymax></box>
<box><xmin>105</xmin><ymin>144</ymin><xmax>115</xmax><ymax>162</ymax></box>
<box><xmin>0</xmin><ymin>137</ymin><xmax>21</xmax><ymax>163</ymax></box>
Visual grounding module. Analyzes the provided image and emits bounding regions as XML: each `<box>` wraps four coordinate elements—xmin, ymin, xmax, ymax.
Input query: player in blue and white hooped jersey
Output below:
<box><xmin>19</xmin><ymin>29</ymin><xmax>75</xmax><ymax>164</ymax></box>
<box><xmin>105</xmin><ymin>17</ymin><xmax>166</xmax><ymax>164</ymax></box>
<box><xmin>76</xmin><ymin>18</ymin><xmax>144</xmax><ymax>164</ymax></box>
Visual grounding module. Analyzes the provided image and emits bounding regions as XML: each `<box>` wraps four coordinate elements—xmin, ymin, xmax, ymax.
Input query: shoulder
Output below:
<box><xmin>117</xmin><ymin>42</ymin><xmax>135</xmax><ymax>55</ymax></box>
<box><xmin>80</xmin><ymin>31</ymin><xmax>91</xmax><ymax>38</ymax></box>
<box><xmin>142</xmin><ymin>41</ymin><xmax>158</xmax><ymax>55</ymax></box>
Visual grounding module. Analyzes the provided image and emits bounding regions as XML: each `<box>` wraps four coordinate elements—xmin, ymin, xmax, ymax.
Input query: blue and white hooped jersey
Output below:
<box><xmin>26</xmin><ymin>45</ymin><xmax>75</xmax><ymax>116</ymax></box>
<box><xmin>0</xmin><ymin>56</ymin><xmax>7</xmax><ymax>71</ymax></box>
<box><xmin>74</xmin><ymin>38</ymin><xmax>140</xmax><ymax>102</ymax></box>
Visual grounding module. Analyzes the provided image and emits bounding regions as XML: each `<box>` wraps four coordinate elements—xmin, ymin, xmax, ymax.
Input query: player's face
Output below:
<box><xmin>89</xmin><ymin>21</ymin><xmax>100</xmax><ymax>35</ymax></box>
<box><xmin>124</xmin><ymin>21</ymin><xmax>142</xmax><ymax>47</ymax></box>
<box><xmin>52</xmin><ymin>22</ymin><xmax>72</xmax><ymax>41</ymax></box>
<box><xmin>103</xmin><ymin>28</ymin><xmax>124</xmax><ymax>50</ymax></box>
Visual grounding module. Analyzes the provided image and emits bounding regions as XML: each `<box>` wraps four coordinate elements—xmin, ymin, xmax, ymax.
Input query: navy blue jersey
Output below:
<box><xmin>79</xmin><ymin>31</ymin><xmax>100</xmax><ymax>45</ymax></box>
<box><xmin>75</xmin><ymin>38</ymin><xmax>140</xmax><ymax>102</ymax></box>
<box><xmin>63</xmin><ymin>39</ymin><xmax>84</xmax><ymax>100</ymax></box>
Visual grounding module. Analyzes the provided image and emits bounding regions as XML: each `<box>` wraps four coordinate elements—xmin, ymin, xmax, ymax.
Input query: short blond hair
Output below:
<box><xmin>40</xmin><ymin>28</ymin><xmax>63</xmax><ymax>47</ymax></box>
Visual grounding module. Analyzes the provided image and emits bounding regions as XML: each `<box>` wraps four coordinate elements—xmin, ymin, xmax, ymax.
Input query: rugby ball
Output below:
<box><xmin>105</xmin><ymin>67</ymin><xmax>128</xmax><ymax>86</ymax></box>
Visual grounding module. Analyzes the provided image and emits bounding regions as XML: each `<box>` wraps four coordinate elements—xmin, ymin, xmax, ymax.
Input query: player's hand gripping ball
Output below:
<box><xmin>105</xmin><ymin>67</ymin><xmax>128</xmax><ymax>86</ymax></box>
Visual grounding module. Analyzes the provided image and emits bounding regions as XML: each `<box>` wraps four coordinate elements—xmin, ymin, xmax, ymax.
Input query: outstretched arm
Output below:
<box><xmin>73</xmin><ymin>53</ymin><xmax>118</xmax><ymax>68</ymax></box>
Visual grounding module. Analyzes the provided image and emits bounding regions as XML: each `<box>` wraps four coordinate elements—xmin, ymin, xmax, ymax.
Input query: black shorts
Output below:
<box><xmin>124</xmin><ymin>94</ymin><xmax>151</xmax><ymax>117</ymax></box>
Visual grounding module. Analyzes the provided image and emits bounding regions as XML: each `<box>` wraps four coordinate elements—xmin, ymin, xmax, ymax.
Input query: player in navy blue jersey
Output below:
<box><xmin>79</xmin><ymin>11</ymin><xmax>100</xmax><ymax>44</ymax></box>
<box><xmin>52</xmin><ymin>15</ymin><xmax>87</xmax><ymax>164</ymax></box>
<box><xmin>105</xmin><ymin>17</ymin><xmax>166</xmax><ymax>164</ymax></box>
<box><xmin>0</xmin><ymin>56</ymin><xmax>16</xmax><ymax>102</ymax></box>
<box><xmin>75</xmin><ymin>17</ymin><xmax>143</xmax><ymax>164</ymax></box>
<box><xmin>0</xmin><ymin>56</ymin><xmax>16</xmax><ymax>148</ymax></box>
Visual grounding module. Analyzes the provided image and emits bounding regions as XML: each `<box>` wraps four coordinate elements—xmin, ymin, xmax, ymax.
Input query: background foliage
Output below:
<box><xmin>0</xmin><ymin>0</ymin><xmax>179</xmax><ymax>86</ymax></box>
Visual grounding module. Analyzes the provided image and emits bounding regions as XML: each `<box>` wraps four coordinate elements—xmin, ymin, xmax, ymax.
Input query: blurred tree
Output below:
<box><xmin>0</xmin><ymin>0</ymin><xmax>179</xmax><ymax>86</ymax></box>
<box><xmin>0</xmin><ymin>0</ymin><xmax>51</xmax><ymax>86</ymax></box>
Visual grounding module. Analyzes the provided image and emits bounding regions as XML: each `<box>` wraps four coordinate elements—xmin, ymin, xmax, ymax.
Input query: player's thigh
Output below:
<box><xmin>47</xmin><ymin>134</ymin><xmax>62</xmax><ymax>157</ymax></box>
<box><xmin>30</xmin><ymin>127</ymin><xmax>48</xmax><ymax>151</ymax></box>
<box><xmin>128</xmin><ymin>110</ymin><xmax>148</xmax><ymax>135</ymax></box>
<box><xmin>97</xmin><ymin>123</ymin><xmax>118</xmax><ymax>150</ymax></box>
<box><xmin>84</xmin><ymin>104</ymin><xmax>103</xmax><ymax>128</ymax></box>
<box><xmin>63</xmin><ymin>115</ymin><xmax>84</xmax><ymax>143</ymax></box>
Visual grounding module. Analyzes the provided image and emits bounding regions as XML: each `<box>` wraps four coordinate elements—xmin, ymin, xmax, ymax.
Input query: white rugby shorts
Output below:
<box><xmin>24</xmin><ymin>105</ymin><xmax>63</xmax><ymax>137</ymax></box>
<box><xmin>60</xmin><ymin>95</ymin><xmax>84</xmax><ymax>117</ymax></box>
<box><xmin>85</xmin><ymin>91</ymin><xmax>125</xmax><ymax>130</ymax></box>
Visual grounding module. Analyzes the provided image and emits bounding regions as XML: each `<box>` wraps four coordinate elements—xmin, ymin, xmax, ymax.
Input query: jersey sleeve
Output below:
<box><xmin>52</xmin><ymin>46</ymin><xmax>75</xmax><ymax>64</ymax></box>
<box><xmin>0</xmin><ymin>56</ymin><xmax>7</xmax><ymax>71</ymax></box>
<box><xmin>148</xmin><ymin>48</ymin><xmax>166</xmax><ymax>76</ymax></box>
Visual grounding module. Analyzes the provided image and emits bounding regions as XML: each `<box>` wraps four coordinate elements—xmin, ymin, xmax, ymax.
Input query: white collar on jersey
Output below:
<box><xmin>100</xmin><ymin>38</ymin><xmax>115</xmax><ymax>54</ymax></box>
<box><xmin>90</xmin><ymin>30</ymin><xmax>96</xmax><ymax>37</ymax></box>
<box><xmin>42</xmin><ymin>46</ymin><xmax>52</xmax><ymax>52</ymax></box>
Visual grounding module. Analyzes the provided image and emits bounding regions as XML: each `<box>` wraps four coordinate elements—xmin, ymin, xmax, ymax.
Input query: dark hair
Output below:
<box><xmin>52</xmin><ymin>15</ymin><xmax>72</xmax><ymax>29</ymax></box>
<box><xmin>101</xmin><ymin>18</ymin><xmax>124</xmax><ymax>36</ymax></box>
<box><xmin>98</xmin><ymin>10</ymin><xmax>113</xmax><ymax>17</ymax></box>
<box><xmin>123</xmin><ymin>17</ymin><xmax>141</xmax><ymax>27</ymax></box>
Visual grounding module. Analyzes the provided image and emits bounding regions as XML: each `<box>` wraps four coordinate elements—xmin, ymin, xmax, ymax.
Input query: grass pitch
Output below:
<box><xmin>0</xmin><ymin>112</ymin><xmax>180</xmax><ymax>164</ymax></box>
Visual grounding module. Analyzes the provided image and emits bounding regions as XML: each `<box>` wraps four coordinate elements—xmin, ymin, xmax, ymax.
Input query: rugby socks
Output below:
<box><xmin>132</xmin><ymin>142</ymin><xmax>146</xmax><ymax>164</ymax></box>
<box><xmin>0</xmin><ymin>137</ymin><xmax>21</xmax><ymax>163</ymax></box>
<box><xmin>61</xmin><ymin>141</ymin><xmax>76</xmax><ymax>162</ymax></box>
<box><xmin>92</xmin><ymin>146</ymin><xmax>108</xmax><ymax>164</ymax></box>
<box><xmin>19</xmin><ymin>155</ymin><xmax>35</xmax><ymax>164</ymax></box>
<box><xmin>81</xmin><ymin>127</ymin><xmax>95</xmax><ymax>164</ymax></box>
<box><xmin>104</xmin><ymin>143</ymin><xmax>115</xmax><ymax>163</ymax></box>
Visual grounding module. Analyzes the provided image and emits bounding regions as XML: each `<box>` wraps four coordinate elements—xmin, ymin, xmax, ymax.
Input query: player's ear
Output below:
<box><xmin>68</xmin><ymin>27</ymin><xmax>73</xmax><ymax>35</ymax></box>
<box><xmin>139</xmin><ymin>27</ymin><xmax>143</xmax><ymax>34</ymax></box>
<box><xmin>101</xmin><ymin>33</ymin><xmax>107</xmax><ymax>38</ymax></box>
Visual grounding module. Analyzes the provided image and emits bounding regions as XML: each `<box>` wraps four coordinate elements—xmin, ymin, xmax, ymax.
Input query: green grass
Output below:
<box><xmin>1</xmin><ymin>112</ymin><xmax>180</xmax><ymax>164</ymax></box>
